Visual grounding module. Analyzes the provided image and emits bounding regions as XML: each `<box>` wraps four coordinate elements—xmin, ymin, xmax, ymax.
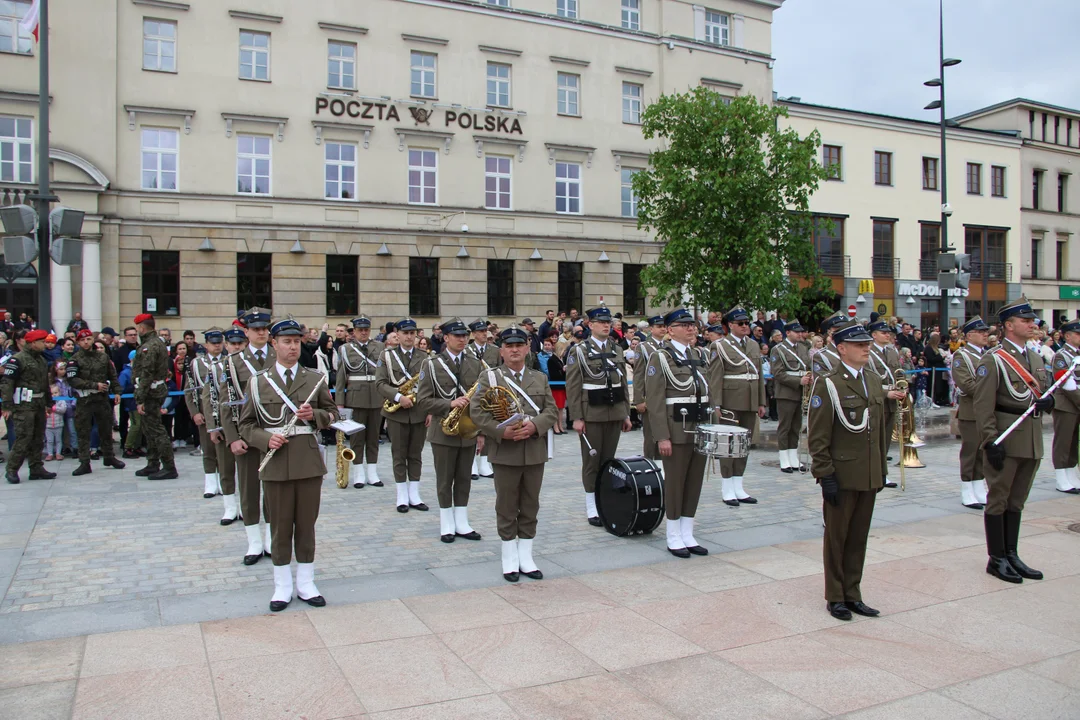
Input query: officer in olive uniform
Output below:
<box><xmin>204</xmin><ymin>327</ymin><xmax>242</xmax><ymax>525</ymax></box>
<box><xmin>708</xmin><ymin>307</ymin><xmax>765</xmax><ymax>506</ymax></box>
<box><xmin>187</xmin><ymin>328</ymin><xmax>225</xmax><ymax>498</ymax></box>
<box><xmin>644</xmin><ymin>309</ymin><xmax>712</xmax><ymax>558</ymax></box>
<box><xmin>812</xmin><ymin>312</ymin><xmax>846</xmax><ymax>377</ymax></box>
<box><xmin>335</xmin><ymin>315</ymin><xmax>386</xmax><ymax>488</ymax></box>
<box><xmin>1050</xmin><ymin>320</ymin><xmax>1080</xmax><ymax>494</ymax></box>
<box><xmin>769</xmin><ymin>320</ymin><xmax>811</xmax><ymax>473</ymax></box>
<box><xmin>807</xmin><ymin>321</ymin><xmax>887</xmax><ymax>621</ymax></box>
<box><xmin>866</xmin><ymin>321</ymin><xmax>907</xmax><ymax>489</ymax></box>
<box><xmin>467</xmin><ymin>319</ymin><xmax>500</xmax><ymax>479</ymax></box>
<box><xmin>974</xmin><ymin>296</ymin><xmax>1051</xmax><ymax>584</ymax></box>
<box><xmin>68</xmin><ymin>328</ymin><xmax>124</xmax><ymax>476</ymax></box>
<box><xmin>417</xmin><ymin>318</ymin><xmax>483</xmax><ymax>543</ymax></box>
<box><xmin>632</xmin><ymin>315</ymin><xmax>667</xmax><ymax>460</ymax></box>
<box><xmin>132</xmin><ymin>313</ymin><xmax>177</xmax><ymax>480</ymax></box>
<box><xmin>566</xmin><ymin>306</ymin><xmax>632</xmax><ymax>526</ymax></box>
<box><xmin>2</xmin><ymin>329</ymin><xmax>56</xmax><ymax>484</ymax></box>
<box><xmin>952</xmin><ymin>317</ymin><xmax>991</xmax><ymax>507</ymax></box>
<box><xmin>375</xmin><ymin>318</ymin><xmax>430</xmax><ymax>512</ymax></box>
<box><xmin>469</xmin><ymin>325</ymin><xmax>558</xmax><ymax>582</ymax></box>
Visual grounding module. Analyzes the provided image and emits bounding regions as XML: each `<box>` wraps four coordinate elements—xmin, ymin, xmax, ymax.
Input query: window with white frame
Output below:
<box><xmin>0</xmin><ymin>116</ymin><xmax>31</xmax><ymax>183</ymax></box>
<box><xmin>0</xmin><ymin>1</ymin><xmax>32</xmax><ymax>55</ymax></box>
<box><xmin>621</xmin><ymin>0</ymin><xmax>640</xmax><ymax>30</ymax></box>
<box><xmin>486</xmin><ymin>62</ymin><xmax>511</xmax><ymax>108</ymax></box>
<box><xmin>704</xmin><ymin>10</ymin><xmax>729</xmax><ymax>45</ymax></box>
<box><xmin>621</xmin><ymin>168</ymin><xmax>639</xmax><ymax>218</ymax></box>
<box><xmin>556</xmin><ymin>0</ymin><xmax>577</xmax><ymax>18</ymax></box>
<box><xmin>324</xmin><ymin>142</ymin><xmax>357</xmax><ymax>200</ymax></box>
<box><xmin>622</xmin><ymin>82</ymin><xmax>642</xmax><ymax>124</ymax></box>
<box><xmin>485</xmin><ymin>0</ymin><xmax>510</xmax><ymax>5</ymax></box>
<box><xmin>485</xmin><ymin>156</ymin><xmax>511</xmax><ymax>210</ymax></box>
<box><xmin>408</xmin><ymin>148</ymin><xmax>437</xmax><ymax>205</ymax></box>
<box><xmin>557</xmin><ymin>72</ymin><xmax>580</xmax><ymax>116</ymax></box>
<box><xmin>239</xmin><ymin>30</ymin><xmax>270</xmax><ymax>81</ymax></box>
<box><xmin>327</xmin><ymin>41</ymin><xmax>356</xmax><ymax>89</ymax></box>
<box><xmin>555</xmin><ymin>161</ymin><xmax>581</xmax><ymax>214</ymax></box>
<box><xmin>236</xmin><ymin>134</ymin><xmax>271</xmax><ymax>195</ymax></box>
<box><xmin>142</xmin><ymin>19</ymin><xmax>176</xmax><ymax>72</ymax></box>
<box><xmin>410</xmin><ymin>51</ymin><xmax>437</xmax><ymax>98</ymax></box>
<box><xmin>140</xmin><ymin>128</ymin><xmax>178</xmax><ymax>191</ymax></box>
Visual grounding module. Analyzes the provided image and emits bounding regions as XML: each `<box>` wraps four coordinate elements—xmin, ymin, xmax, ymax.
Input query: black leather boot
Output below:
<box><xmin>72</xmin><ymin>462</ymin><xmax>92</xmax><ymax>476</ymax></box>
<box><xmin>135</xmin><ymin>462</ymin><xmax>160</xmax><ymax>477</ymax></box>
<box><xmin>149</xmin><ymin>464</ymin><xmax>179</xmax><ymax>480</ymax></box>
<box><xmin>1004</xmin><ymin>510</ymin><xmax>1043</xmax><ymax>580</ymax></box>
<box><xmin>985</xmin><ymin>513</ymin><xmax>1022</xmax><ymax>584</ymax></box>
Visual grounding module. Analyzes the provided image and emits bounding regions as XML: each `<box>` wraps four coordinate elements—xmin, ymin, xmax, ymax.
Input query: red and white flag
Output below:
<box><xmin>20</xmin><ymin>0</ymin><xmax>40</xmax><ymax>42</ymax></box>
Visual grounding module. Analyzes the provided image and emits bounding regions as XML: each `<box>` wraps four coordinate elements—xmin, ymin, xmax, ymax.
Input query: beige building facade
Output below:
<box><xmin>0</xmin><ymin>0</ymin><xmax>783</xmax><ymax>333</ymax></box>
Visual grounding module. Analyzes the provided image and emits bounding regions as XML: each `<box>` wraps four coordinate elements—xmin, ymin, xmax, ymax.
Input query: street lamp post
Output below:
<box><xmin>924</xmin><ymin>0</ymin><xmax>961</xmax><ymax>332</ymax></box>
<box><xmin>29</xmin><ymin>0</ymin><xmax>55</xmax><ymax>331</ymax></box>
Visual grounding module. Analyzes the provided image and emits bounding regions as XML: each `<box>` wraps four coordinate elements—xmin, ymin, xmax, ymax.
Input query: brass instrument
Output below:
<box><xmin>383</xmin><ymin>371</ymin><xmax>421</xmax><ymax>413</ymax></box>
<box><xmin>441</xmin><ymin>380</ymin><xmax>481</xmax><ymax>439</ymax></box>
<box><xmin>893</xmin><ymin>368</ymin><xmax>925</xmax><ymax>479</ymax></box>
<box><xmin>797</xmin><ymin>371</ymin><xmax>811</xmax><ymax>473</ymax></box>
<box><xmin>335</xmin><ymin>408</ymin><xmax>356</xmax><ymax>489</ymax></box>
<box><xmin>479</xmin><ymin>383</ymin><xmax>525</xmax><ymax>425</ymax></box>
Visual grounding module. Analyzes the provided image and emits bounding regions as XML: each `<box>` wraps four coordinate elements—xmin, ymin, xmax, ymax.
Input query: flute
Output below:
<box><xmin>258</xmin><ymin>375</ymin><xmax>328</xmax><ymax>473</ymax></box>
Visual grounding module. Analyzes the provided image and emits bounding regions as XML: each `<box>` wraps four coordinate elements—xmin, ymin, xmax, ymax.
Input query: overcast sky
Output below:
<box><xmin>772</xmin><ymin>0</ymin><xmax>1080</xmax><ymax>119</ymax></box>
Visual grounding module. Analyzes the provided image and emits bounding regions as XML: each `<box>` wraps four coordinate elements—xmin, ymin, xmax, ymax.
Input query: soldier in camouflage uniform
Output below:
<box><xmin>68</xmin><ymin>328</ymin><xmax>124</xmax><ymax>475</ymax></box>
<box><xmin>131</xmin><ymin>313</ymin><xmax>177</xmax><ymax>480</ymax></box>
<box><xmin>2</xmin><ymin>329</ymin><xmax>56</xmax><ymax>484</ymax></box>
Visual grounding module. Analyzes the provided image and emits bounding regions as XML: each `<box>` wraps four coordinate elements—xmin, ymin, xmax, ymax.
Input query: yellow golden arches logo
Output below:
<box><xmin>857</xmin><ymin>279</ymin><xmax>875</xmax><ymax>295</ymax></box>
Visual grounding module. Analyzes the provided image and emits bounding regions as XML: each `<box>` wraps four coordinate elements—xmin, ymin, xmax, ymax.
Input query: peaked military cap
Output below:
<box><xmin>351</xmin><ymin>315</ymin><xmax>371</xmax><ymax>329</ymax></box>
<box><xmin>395</xmin><ymin>318</ymin><xmax>418</xmax><ymax>331</ymax></box>
<box><xmin>270</xmin><ymin>318</ymin><xmax>302</xmax><ymax>337</ymax></box>
<box><xmin>468</xmin><ymin>319</ymin><xmax>488</xmax><ymax>333</ymax></box>
<box><xmin>203</xmin><ymin>326</ymin><xmax>225</xmax><ymax>343</ymax></box>
<box><xmin>722</xmin><ymin>307</ymin><xmax>750</xmax><ymax>324</ymax></box>
<box><xmin>586</xmin><ymin>307</ymin><xmax>612</xmax><ymax>322</ymax></box>
<box><xmin>243</xmin><ymin>307</ymin><xmax>272</xmax><ymax>329</ymax></box>
<box><xmin>962</xmin><ymin>316</ymin><xmax>990</xmax><ymax>333</ymax></box>
<box><xmin>664</xmin><ymin>308</ymin><xmax>694</xmax><ymax>326</ymax></box>
<box><xmin>998</xmin><ymin>296</ymin><xmax>1037</xmax><ymax>323</ymax></box>
<box><xmin>500</xmin><ymin>324</ymin><xmax>529</xmax><ymax>344</ymax></box>
<box><xmin>441</xmin><ymin>317</ymin><xmax>469</xmax><ymax>336</ymax></box>
<box><xmin>833</xmin><ymin>321</ymin><xmax>873</xmax><ymax>344</ymax></box>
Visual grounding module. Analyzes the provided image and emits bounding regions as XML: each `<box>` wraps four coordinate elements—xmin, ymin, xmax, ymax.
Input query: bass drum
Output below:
<box><xmin>596</xmin><ymin>456</ymin><xmax>665</xmax><ymax>537</ymax></box>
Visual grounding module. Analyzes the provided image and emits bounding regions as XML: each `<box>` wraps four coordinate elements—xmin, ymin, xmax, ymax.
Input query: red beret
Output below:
<box><xmin>134</xmin><ymin>313</ymin><xmax>153</xmax><ymax>324</ymax></box>
<box><xmin>76</xmin><ymin>329</ymin><xmax>93</xmax><ymax>339</ymax></box>
<box><xmin>232</xmin><ymin>318</ymin><xmax>246</xmax><ymax>328</ymax></box>
<box><xmin>25</xmin><ymin>329</ymin><xmax>48</xmax><ymax>342</ymax></box>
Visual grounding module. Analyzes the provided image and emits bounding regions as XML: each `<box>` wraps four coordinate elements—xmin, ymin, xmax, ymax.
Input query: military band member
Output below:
<box><xmin>808</xmin><ymin>321</ymin><xmax>886</xmax><ymax>621</ymax></box>
<box><xmin>68</xmin><ymin>328</ymin><xmax>124</xmax><ymax>476</ymax></box>
<box><xmin>866</xmin><ymin>321</ymin><xmax>907</xmax><ymax>489</ymax></box>
<box><xmin>632</xmin><ymin>315</ymin><xmax>667</xmax><ymax>460</ymax></box>
<box><xmin>335</xmin><ymin>315</ymin><xmax>386</xmax><ymax>488</ymax></box>
<box><xmin>2</xmin><ymin>329</ymin><xmax>55</xmax><ymax>484</ymax></box>
<box><xmin>812</xmin><ymin>312</ymin><xmax>846</xmax><ymax>378</ymax></box>
<box><xmin>975</xmin><ymin>296</ymin><xmax>1051</xmax><ymax>584</ymax></box>
<box><xmin>376</xmin><ymin>318</ymin><xmax>430</xmax><ymax>512</ymax></box>
<box><xmin>702</xmin><ymin>323</ymin><xmax>723</xmax><ymax>346</ymax></box>
<box><xmin>770</xmin><ymin>320</ymin><xmax>811</xmax><ymax>473</ymax></box>
<box><xmin>132</xmin><ymin>314</ymin><xmax>177</xmax><ymax>480</ymax></box>
<box><xmin>707</xmin><ymin>307</ymin><xmax>765</xmax><ymax>506</ymax></box>
<box><xmin>205</xmin><ymin>327</ymin><xmax>244</xmax><ymax>525</ymax></box>
<box><xmin>222</xmin><ymin>308</ymin><xmax>275</xmax><ymax>564</ymax></box>
<box><xmin>187</xmin><ymin>328</ymin><xmax>225</xmax><ymax>498</ymax></box>
<box><xmin>645</xmin><ymin>309</ymin><xmax>711</xmax><ymax>557</ymax></box>
<box><xmin>1050</xmin><ymin>320</ymin><xmax>1080</xmax><ymax>494</ymax></box>
<box><xmin>467</xmin><ymin>319</ymin><xmax>500</xmax><ymax>479</ymax></box>
<box><xmin>953</xmin><ymin>317</ymin><xmax>992</xmax><ymax>507</ymax></box>
<box><xmin>566</xmin><ymin>306</ymin><xmax>632</xmax><ymax>526</ymax></box>
<box><xmin>238</xmin><ymin>319</ymin><xmax>339</xmax><ymax>612</ymax></box>
<box><xmin>469</xmin><ymin>325</ymin><xmax>558</xmax><ymax>582</ymax></box>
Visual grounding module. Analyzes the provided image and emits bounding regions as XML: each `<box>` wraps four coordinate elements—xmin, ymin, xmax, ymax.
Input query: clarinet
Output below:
<box><xmin>224</xmin><ymin>353</ymin><xmax>242</xmax><ymax>428</ymax></box>
<box><xmin>207</xmin><ymin>357</ymin><xmax>223</xmax><ymax>433</ymax></box>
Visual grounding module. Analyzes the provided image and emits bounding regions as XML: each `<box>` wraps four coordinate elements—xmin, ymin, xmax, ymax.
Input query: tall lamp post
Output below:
<box><xmin>923</xmin><ymin>0</ymin><xmax>961</xmax><ymax>331</ymax></box>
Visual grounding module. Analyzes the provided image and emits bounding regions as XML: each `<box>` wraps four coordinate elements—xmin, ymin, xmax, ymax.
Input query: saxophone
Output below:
<box><xmin>335</xmin><ymin>408</ymin><xmax>356</xmax><ymax>489</ymax></box>
<box><xmin>441</xmin><ymin>380</ymin><xmax>481</xmax><ymax>438</ymax></box>
<box><xmin>383</xmin><ymin>371</ymin><xmax>421</xmax><ymax>412</ymax></box>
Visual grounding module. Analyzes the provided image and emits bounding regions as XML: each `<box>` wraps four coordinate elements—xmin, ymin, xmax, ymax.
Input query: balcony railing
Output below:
<box><xmin>0</xmin><ymin>184</ymin><xmax>34</xmax><ymax>207</ymax></box>
<box><xmin>919</xmin><ymin>257</ymin><xmax>937</xmax><ymax>280</ymax></box>
<box><xmin>971</xmin><ymin>261</ymin><xmax>1011</xmax><ymax>281</ymax></box>
<box><xmin>817</xmin><ymin>254</ymin><xmax>850</xmax><ymax>276</ymax></box>
<box><xmin>872</xmin><ymin>256</ymin><xmax>900</xmax><ymax>278</ymax></box>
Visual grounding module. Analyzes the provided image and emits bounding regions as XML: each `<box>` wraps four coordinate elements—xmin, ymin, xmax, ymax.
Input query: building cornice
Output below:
<box><xmin>549</xmin><ymin>55</ymin><xmax>589</xmax><ymax>67</ymax></box>
<box><xmin>953</xmin><ymin>97</ymin><xmax>1080</xmax><ymax>124</ymax></box>
<box><xmin>311</xmin><ymin>120</ymin><xmax>374</xmax><ymax>148</ymax></box>
<box><xmin>0</xmin><ymin>89</ymin><xmax>50</xmax><ymax>105</ymax></box>
<box><xmin>131</xmin><ymin>0</ymin><xmax>189</xmax><ymax>10</ymax></box>
<box><xmin>615</xmin><ymin>66</ymin><xmax>653</xmax><ymax>78</ymax></box>
<box><xmin>394</xmin><ymin>127</ymin><xmax>454</xmax><ymax>154</ymax></box>
<box><xmin>401</xmin><ymin>33</ymin><xmax>449</xmax><ymax>46</ymax></box>
<box><xmin>478</xmin><ymin>44</ymin><xmax>522</xmax><ymax>57</ymax></box>
<box><xmin>318</xmin><ymin>22</ymin><xmax>369</xmax><ymax>35</ymax></box>
<box><xmin>544</xmin><ymin>143</ymin><xmax>596</xmax><ymax>167</ymax></box>
<box><xmin>221</xmin><ymin>112</ymin><xmax>288</xmax><ymax>141</ymax></box>
<box><xmin>125</xmin><ymin>104</ymin><xmax>195</xmax><ymax>134</ymax></box>
<box><xmin>473</xmin><ymin>134</ymin><xmax>527</xmax><ymax>162</ymax></box>
<box><xmin>228</xmin><ymin>9</ymin><xmax>282</xmax><ymax>24</ymax></box>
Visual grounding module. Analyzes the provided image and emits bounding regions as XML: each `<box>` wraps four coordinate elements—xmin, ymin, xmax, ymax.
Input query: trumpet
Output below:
<box><xmin>441</xmin><ymin>380</ymin><xmax>481</xmax><ymax>438</ymax></box>
<box><xmin>335</xmin><ymin>408</ymin><xmax>356</xmax><ymax>489</ymax></box>
<box><xmin>893</xmin><ymin>368</ymin><xmax>910</xmax><ymax>491</ymax></box>
<box><xmin>383</xmin><ymin>371</ymin><xmax>421</xmax><ymax>412</ymax></box>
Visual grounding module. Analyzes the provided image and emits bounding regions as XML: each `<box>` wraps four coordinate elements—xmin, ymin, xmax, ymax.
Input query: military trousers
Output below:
<box><xmin>883</xmin><ymin>408</ymin><xmax>897</xmax><ymax>459</ymax></box>
<box><xmin>347</xmin><ymin>406</ymin><xmax>382</xmax><ymax>464</ymax></box>
<box><xmin>8</xmin><ymin>404</ymin><xmax>45</xmax><ymax>474</ymax></box>
<box><xmin>264</xmin><ymin>476</ymin><xmax>321</xmax><ymax>566</ymax></box>
<box><xmin>640</xmin><ymin>408</ymin><xmax>656</xmax><ymax>460</ymax></box>
<box><xmin>238</xmin><ymin>450</ymin><xmax>268</xmax><ymax>527</ymax></box>
<box><xmin>1052</xmin><ymin>411</ymin><xmax>1080</xmax><ymax>470</ymax></box>
<box><xmin>578</xmin><ymin>420</ymin><xmax>623</xmax><ymax>492</ymax></box>
<box><xmin>196</xmin><ymin>423</ymin><xmax>218</xmax><ymax>474</ymax></box>
<box><xmin>822</xmin><ymin>489</ymin><xmax>876</xmax><ymax>603</ymax></box>
<box><xmin>775</xmin><ymin>399</ymin><xmax>802</xmax><ymax>451</ymax></box>
<box><xmin>957</xmin><ymin>419</ymin><xmax>984</xmax><ymax>481</ymax></box>
<box><xmin>432</xmin><ymin>442</ymin><xmax>475</xmax><ymax>509</ymax></box>
<box><xmin>985</xmin><ymin>455</ymin><xmax>1039</xmax><ymax>515</ymax></box>
<box><xmin>75</xmin><ymin>395</ymin><xmax>117</xmax><ymax>463</ymax></box>
<box><xmin>718</xmin><ymin>410</ymin><xmax>757</xmax><ymax>478</ymax></box>
<box><xmin>387</xmin><ymin>419</ymin><xmax>425</xmax><ymax>483</ymax></box>
<box><xmin>660</xmin><ymin>444</ymin><xmax>706</xmax><ymax>520</ymax></box>
<box><xmin>141</xmin><ymin>398</ymin><xmax>174</xmax><ymax>466</ymax></box>
<box><xmin>492</xmin><ymin>462</ymin><xmax>543</xmax><ymax>540</ymax></box>
<box><xmin>212</xmin><ymin>434</ymin><xmax>237</xmax><ymax>495</ymax></box>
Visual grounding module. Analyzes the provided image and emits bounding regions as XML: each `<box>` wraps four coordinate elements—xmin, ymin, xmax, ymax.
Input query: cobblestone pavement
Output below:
<box><xmin>0</xmin><ymin>416</ymin><xmax>1070</xmax><ymax>645</ymax></box>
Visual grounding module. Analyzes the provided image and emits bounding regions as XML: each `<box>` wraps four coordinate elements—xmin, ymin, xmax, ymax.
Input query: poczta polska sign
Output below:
<box><xmin>315</xmin><ymin>97</ymin><xmax>524</xmax><ymax>134</ymax></box>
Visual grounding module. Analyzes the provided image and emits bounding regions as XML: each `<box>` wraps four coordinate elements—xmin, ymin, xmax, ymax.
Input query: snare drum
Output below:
<box><xmin>596</xmin><ymin>457</ymin><xmax>664</xmax><ymax>537</ymax></box>
<box><xmin>694</xmin><ymin>423</ymin><xmax>750</xmax><ymax>459</ymax></box>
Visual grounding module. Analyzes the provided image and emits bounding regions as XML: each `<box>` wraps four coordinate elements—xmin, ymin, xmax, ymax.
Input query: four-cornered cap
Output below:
<box><xmin>998</xmin><ymin>295</ymin><xmax>1037</xmax><ymax>323</ymax></box>
<box><xmin>866</xmin><ymin>321</ymin><xmax>895</xmax><ymax>334</ymax></box>
<box><xmin>100</xmin><ymin>327</ymin><xmax>117</xmax><ymax>337</ymax></box>
<box><xmin>585</xmin><ymin>307</ymin><xmax>612</xmax><ymax>322</ymax></box>
<box><xmin>1060</xmin><ymin>320</ymin><xmax>1080</xmax><ymax>334</ymax></box>
<box><xmin>468</xmin><ymin>319</ymin><xmax>488</xmax><ymax>333</ymax></box>
<box><xmin>76</xmin><ymin>329</ymin><xmax>93</xmax><ymax>340</ymax></box>
<box><xmin>962</xmin><ymin>316</ymin><xmax>991</xmax><ymax>333</ymax></box>
<box><xmin>441</xmin><ymin>317</ymin><xmax>469</xmax><ymax>336</ymax></box>
<box><xmin>784</xmin><ymin>320</ymin><xmax>806</xmax><ymax>333</ymax></box>
<box><xmin>833</xmin><ymin>322</ymin><xmax>873</xmax><ymax>344</ymax></box>
<box><xmin>203</xmin><ymin>326</ymin><xmax>225</xmax><ymax>343</ymax></box>
<box><xmin>134</xmin><ymin>313</ymin><xmax>153</xmax><ymax>325</ymax></box>
<box><xmin>395</xmin><ymin>318</ymin><xmax>418</xmax><ymax>332</ymax></box>
<box><xmin>820</xmin><ymin>311</ymin><xmax>846</xmax><ymax>333</ymax></box>
<box><xmin>270</xmin><ymin>319</ymin><xmax>303</xmax><ymax>337</ymax></box>
<box><xmin>500</xmin><ymin>324</ymin><xmax>529</xmax><ymax>345</ymax></box>
<box><xmin>224</xmin><ymin>327</ymin><xmax>246</xmax><ymax>343</ymax></box>
<box><xmin>664</xmin><ymin>308</ymin><xmax>694</xmax><ymax>326</ymax></box>
<box><xmin>243</xmin><ymin>307</ymin><xmax>272</xmax><ymax>329</ymax></box>
<box><xmin>351</xmin><ymin>315</ymin><xmax>371</xmax><ymax>329</ymax></box>
<box><xmin>722</xmin><ymin>307</ymin><xmax>750</xmax><ymax>324</ymax></box>
<box><xmin>648</xmin><ymin>315</ymin><xmax>665</xmax><ymax>327</ymax></box>
<box><xmin>25</xmin><ymin>329</ymin><xmax>48</xmax><ymax>343</ymax></box>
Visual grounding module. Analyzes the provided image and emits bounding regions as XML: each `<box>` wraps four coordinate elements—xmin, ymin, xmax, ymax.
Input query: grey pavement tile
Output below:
<box><xmin>322</xmin><ymin>569</ymin><xmax>452</xmax><ymax>606</ymax></box>
<box><xmin>0</xmin><ymin>599</ymin><xmax>160</xmax><ymax>644</ymax></box>
<box><xmin>1</xmin><ymin>512</ymin><xmax>40</xmax><ymax>533</ymax></box>
<box><xmin>544</xmin><ymin>542</ymin><xmax>676</xmax><ymax>573</ymax></box>
<box><xmin>0</xmin><ymin>679</ymin><xmax>77</xmax><ymax>720</ymax></box>
<box><xmin>0</xmin><ymin>548</ymin><xmax>22</xmax><ymax>576</ymax></box>
<box><xmin>870</xmin><ymin>503</ymin><xmax>957</xmax><ymax>525</ymax></box>
<box><xmin>429</xmin><ymin>557</ymin><xmax>571</xmax><ymax>591</ymax></box>
<box><xmin>0</xmin><ymin>494</ymin><xmax>46</xmax><ymax>515</ymax></box>
<box><xmin>835</xmin><ymin>691</ymin><xmax>993</xmax><ymax>719</ymax></box>
<box><xmin>939</xmin><ymin>667</ymin><xmax>1080</xmax><ymax>720</ymax></box>
<box><xmin>700</xmin><ymin>519</ymin><xmax>824</xmax><ymax>551</ymax></box>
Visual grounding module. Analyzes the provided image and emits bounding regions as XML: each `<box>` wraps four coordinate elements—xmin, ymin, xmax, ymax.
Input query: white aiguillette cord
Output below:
<box><xmin>501</xmin><ymin>370</ymin><xmax>553</xmax><ymax>460</ymax></box>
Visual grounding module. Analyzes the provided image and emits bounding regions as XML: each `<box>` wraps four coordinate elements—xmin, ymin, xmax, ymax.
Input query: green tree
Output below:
<box><xmin>634</xmin><ymin>89</ymin><xmax>831</xmax><ymax>318</ymax></box>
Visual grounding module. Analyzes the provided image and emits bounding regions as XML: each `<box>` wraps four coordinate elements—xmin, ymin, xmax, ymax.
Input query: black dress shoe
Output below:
<box><xmin>72</xmin><ymin>463</ymin><xmax>92</xmax><ymax>477</ymax></box>
<box><xmin>134</xmin><ymin>463</ymin><xmax>160</xmax><ymax>477</ymax></box>
<box><xmin>827</xmin><ymin>601</ymin><xmax>853</xmax><ymax>620</ymax></box>
<box><xmin>203</xmin><ymin>492</ymin><xmax>215</xmax><ymax>499</ymax></box>
<box><xmin>1057</xmin><ymin>487</ymin><xmax>1080</xmax><ymax>495</ymax></box>
<box><xmin>299</xmin><ymin>594</ymin><xmax>326</xmax><ymax>607</ymax></box>
<box><xmin>148</xmin><ymin>467</ymin><xmax>178</xmax><ymax>480</ymax></box>
<box><xmin>397</xmin><ymin>504</ymin><xmax>409</xmax><ymax>513</ymax></box>
<box><xmin>503</xmin><ymin>571</ymin><xmax>519</xmax><ymax>582</ymax></box>
<box><xmin>522</xmin><ymin>569</ymin><xmax>543</xmax><ymax>580</ymax></box>
<box><xmin>104</xmin><ymin>457</ymin><xmax>125</xmax><ymax>470</ymax></box>
<box><xmin>737</xmin><ymin>496</ymin><xmax>758</xmax><ymax>504</ymax></box>
<box><xmin>370</xmin><ymin>480</ymin><xmax>384</xmax><ymax>487</ymax></box>
<box><xmin>441</xmin><ymin>533</ymin><xmax>455</xmax><ymax>543</ymax></box>
<box><xmin>471</xmin><ymin>473</ymin><xmax>479</xmax><ymax>480</ymax></box>
<box><xmin>1006</xmin><ymin>554</ymin><xmax>1043</xmax><ymax>580</ymax></box>
<box><xmin>28</xmin><ymin>469</ymin><xmax>57</xmax><ymax>480</ymax></box>
<box><xmin>480</xmin><ymin>471</ymin><xmax>494</xmax><ymax>478</ymax></box>
<box><xmin>90</xmin><ymin>451</ymin><xmax>101</xmax><ymax>461</ymax></box>
<box><xmin>353</xmin><ymin>482</ymin><xmax>364</xmax><ymax>488</ymax></box>
<box><xmin>798</xmin><ymin>465</ymin><xmax>808</xmax><ymax>472</ymax></box>
<box><xmin>587</xmin><ymin>516</ymin><xmax>603</xmax><ymax>527</ymax></box>
<box><xmin>884</xmin><ymin>481</ymin><xmax>898</xmax><ymax>488</ymax></box>
<box><xmin>780</xmin><ymin>467</ymin><xmax>794</xmax><ymax>474</ymax></box>
<box><xmin>963</xmin><ymin>502</ymin><xmax>985</xmax><ymax>510</ymax></box>
<box><xmin>845</xmin><ymin>601</ymin><xmax>880</xmax><ymax>617</ymax></box>
<box><xmin>6</xmin><ymin>472</ymin><xmax>19</xmax><ymax>484</ymax></box>
<box><xmin>220</xmin><ymin>517</ymin><xmax>237</xmax><ymax>527</ymax></box>
<box><xmin>243</xmin><ymin>554</ymin><xmax>262</xmax><ymax>566</ymax></box>
<box><xmin>410</xmin><ymin>502</ymin><xmax>429</xmax><ymax>511</ymax></box>
<box><xmin>668</xmin><ymin>547</ymin><xmax>691</xmax><ymax>558</ymax></box>
<box><xmin>269</xmin><ymin>599</ymin><xmax>290</xmax><ymax>612</ymax></box>
<box><xmin>264</xmin><ymin>550</ymin><xmax>272</xmax><ymax>557</ymax></box>
<box><xmin>986</xmin><ymin>556</ymin><xmax>1023</xmax><ymax>583</ymax></box>
<box><xmin>455</xmin><ymin>530</ymin><xmax>482</xmax><ymax>541</ymax></box>
<box><xmin>686</xmin><ymin>545</ymin><xmax>709</xmax><ymax>556</ymax></box>
<box><xmin>723</xmin><ymin>499</ymin><xmax>740</xmax><ymax>507</ymax></box>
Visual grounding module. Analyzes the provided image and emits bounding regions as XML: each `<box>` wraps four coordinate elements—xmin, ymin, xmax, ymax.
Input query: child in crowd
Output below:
<box><xmin>45</xmin><ymin>381</ymin><xmax>68</xmax><ymax>461</ymax></box>
<box><xmin>912</xmin><ymin>356</ymin><xmax>929</xmax><ymax>405</ymax></box>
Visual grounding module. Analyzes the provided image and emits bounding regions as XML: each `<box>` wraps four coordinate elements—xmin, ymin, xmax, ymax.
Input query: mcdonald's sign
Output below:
<box><xmin>857</xmin><ymin>279</ymin><xmax>875</xmax><ymax>295</ymax></box>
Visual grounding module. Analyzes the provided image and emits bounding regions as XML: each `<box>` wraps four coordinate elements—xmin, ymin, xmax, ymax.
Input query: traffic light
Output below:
<box><xmin>0</xmin><ymin>204</ymin><xmax>38</xmax><ymax>264</ymax></box>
